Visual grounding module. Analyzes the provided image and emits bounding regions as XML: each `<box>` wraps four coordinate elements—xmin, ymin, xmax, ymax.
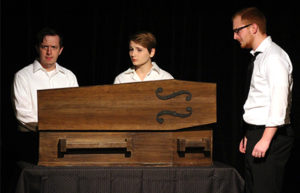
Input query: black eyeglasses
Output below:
<box><xmin>233</xmin><ymin>24</ymin><xmax>252</xmax><ymax>34</ymax></box>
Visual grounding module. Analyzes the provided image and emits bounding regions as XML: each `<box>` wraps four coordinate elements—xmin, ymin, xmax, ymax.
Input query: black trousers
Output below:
<box><xmin>244</xmin><ymin>123</ymin><xmax>294</xmax><ymax>193</ymax></box>
<box><xmin>15</xmin><ymin>131</ymin><xmax>38</xmax><ymax>164</ymax></box>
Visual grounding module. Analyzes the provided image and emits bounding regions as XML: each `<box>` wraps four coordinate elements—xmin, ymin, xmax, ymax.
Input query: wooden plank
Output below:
<box><xmin>38</xmin><ymin>80</ymin><xmax>216</xmax><ymax>131</ymax></box>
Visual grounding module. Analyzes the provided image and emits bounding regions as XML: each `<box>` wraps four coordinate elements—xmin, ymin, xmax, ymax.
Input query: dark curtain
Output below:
<box><xmin>1</xmin><ymin>0</ymin><xmax>299</xmax><ymax>193</ymax></box>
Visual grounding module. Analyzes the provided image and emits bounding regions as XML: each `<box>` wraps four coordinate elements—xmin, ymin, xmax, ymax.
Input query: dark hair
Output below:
<box><xmin>35</xmin><ymin>27</ymin><xmax>63</xmax><ymax>48</ymax></box>
<box><xmin>129</xmin><ymin>31</ymin><xmax>156</xmax><ymax>53</ymax></box>
<box><xmin>233</xmin><ymin>7</ymin><xmax>267</xmax><ymax>34</ymax></box>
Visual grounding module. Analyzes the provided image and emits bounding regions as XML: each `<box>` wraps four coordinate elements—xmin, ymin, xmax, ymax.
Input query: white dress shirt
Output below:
<box><xmin>113</xmin><ymin>62</ymin><xmax>174</xmax><ymax>84</ymax></box>
<box><xmin>243</xmin><ymin>36</ymin><xmax>293</xmax><ymax>127</ymax></box>
<box><xmin>12</xmin><ymin>60</ymin><xmax>79</xmax><ymax>126</ymax></box>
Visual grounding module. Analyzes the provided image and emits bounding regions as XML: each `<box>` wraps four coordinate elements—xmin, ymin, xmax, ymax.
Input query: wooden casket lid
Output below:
<box><xmin>38</xmin><ymin>79</ymin><xmax>216</xmax><ymax>131</ymax></box>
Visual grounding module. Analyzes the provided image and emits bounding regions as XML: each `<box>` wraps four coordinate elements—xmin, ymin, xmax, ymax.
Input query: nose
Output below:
<box><xmin>130</xmin><ymin>50</ymin><xmax>136</xmax><ymax>57</ymax></box>
<box><xmin>46</xmin><ymin>47</ymin><xmax>52</xmax><ymax>55</ymax></box>
<box><xmin>233</xmin><ymin>32</ymin><xmax>238</xmax><ymax>40</ymax></box>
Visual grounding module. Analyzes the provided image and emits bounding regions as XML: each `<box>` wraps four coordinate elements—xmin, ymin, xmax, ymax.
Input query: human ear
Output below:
<box><xmin>59</xmin><ymin>47</ymin><xmax>64</xmax><ymax>55</ymax></box>
<box><xmin>251</xmin><ymin>23</ymin><xmax>259</xmax><ymax>34</ymax></box>
<box><xmin>150</xmin><ymin>48</ymin><xmax>155</xmax><ymax>58</ymax></box>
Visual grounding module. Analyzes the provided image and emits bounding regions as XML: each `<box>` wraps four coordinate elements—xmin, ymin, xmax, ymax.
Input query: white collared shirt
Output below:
<box><xmin>12</xmin><ymin>60</ymin><xmax>79</xmax><ymax>124</ymax></box>
<box><xmin>243</xmin><ymin>36</ymin><xmax>293</xmax><ymax>127</ymax></box>
<box><xmin>113</xmin><ymin>62</ymin><xmax>174</xmax><ymax>84</ymax></box>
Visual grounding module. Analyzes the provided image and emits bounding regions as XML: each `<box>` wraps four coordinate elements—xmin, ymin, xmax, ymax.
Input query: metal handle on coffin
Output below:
<box><xmin>58</xmin><ymin>138</ymin><xmax>133</xmax><ymax>157</ymax></box>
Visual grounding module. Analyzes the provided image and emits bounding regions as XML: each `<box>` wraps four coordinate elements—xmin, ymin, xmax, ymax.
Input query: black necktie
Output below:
<box><xmin>243</xmin><ymin>52</ymin><xmax>261</xmax><ymax>104</ymax></box>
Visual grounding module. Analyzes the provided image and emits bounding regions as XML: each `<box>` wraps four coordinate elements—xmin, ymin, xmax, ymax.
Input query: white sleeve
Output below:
<box><xmin>12</xmin><ymin>73</ymin><xmax>37</xmax><ymax>123</ymax></box>
<box><xmin>68</xmin><ymin>71</ymin><xmax>79</xmax><ymax>87</ymax></box>
<box><xmin>113</xmin><ymin>76</ymin><xmax>121</xmax><ymax>84</ymax></box>
<box><xmin>266</xmin><ymin>55</ymin><xmax>291</xmax><ymax>126</ymax></box>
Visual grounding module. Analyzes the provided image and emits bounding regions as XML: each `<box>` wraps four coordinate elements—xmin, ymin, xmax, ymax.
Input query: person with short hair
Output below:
<box><xmin>114</xmin><ymin>31</ymin><xmax>173</xmax><ymax>84</ymax></box>
<box><xmin>233</xmin><ymin>7</ymin><xmax>294</xmax><ymax>193</ymax></box>
<box><xmin>12</xmin><ymin>27</ymin><xmax>79</xmax><ymax>132</ymax></box>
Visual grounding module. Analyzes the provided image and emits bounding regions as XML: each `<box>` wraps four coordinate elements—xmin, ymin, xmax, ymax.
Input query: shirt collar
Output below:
<box><xmin>33</xmin><ymin>59</ymin><xmax>65</xmax><ymax>74</ymax></box>
<box><xmin>250</xmin><ymin>36</ymin><xmax>272</xmax><ymax>56</ymax></box>
<box><xmin>151</xmin><ymin>62</ymin><xmax>161</xmax><ymax>74</ymax></box>
<box><xmin>124</xmin><ymin>62</ymin><xmax>161</xmax><ymax>75</ymax></box>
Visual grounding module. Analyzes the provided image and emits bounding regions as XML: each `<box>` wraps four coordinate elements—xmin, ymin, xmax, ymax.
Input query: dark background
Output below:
<box><xmin>1</xmin><ymin>0</ymin><xmax>299</xmax><ymax>193</ymax></box>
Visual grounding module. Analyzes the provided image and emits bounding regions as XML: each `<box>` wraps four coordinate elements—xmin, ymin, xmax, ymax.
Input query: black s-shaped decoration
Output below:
<box><xmin>155</xmin><ymin>87</ymin><xmax>192</xmax><ymax>124</ymax></box>
<box><xmin>156</xmin><ymin>87</ymin><xmax>192</xmax><ymax>101</ymax></box>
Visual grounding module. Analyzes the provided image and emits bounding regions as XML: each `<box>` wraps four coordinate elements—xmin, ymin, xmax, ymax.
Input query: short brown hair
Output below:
<box><xmin>129</xmin><ymin>31</ymin><xmax>156</xmax><ymax>53</ymax></box>
<box><xmin>233</xmin><ymin>7</ymin><xmax>267</xmax><ymax>34</ymax></box>
<box><xmin>36</xmin><ymin>27</ymin><xmax>63</xmax><ymax>48</ymax></box>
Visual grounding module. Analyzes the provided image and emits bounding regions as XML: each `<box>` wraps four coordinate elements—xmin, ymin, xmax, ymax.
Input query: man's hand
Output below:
<box><xmin>251</xmin><ymin>139</ymin><xmax>270</xmax><ymax>158</ymax></box>
<box><xmin>239</xmin><ymin>137</ymin><xmax>247</xmax><ymax>153</ymax></box>
<box><xmin>251</xmin><ymin>127</ymin><xmax>277</xmax><ymax>158</ymax></box>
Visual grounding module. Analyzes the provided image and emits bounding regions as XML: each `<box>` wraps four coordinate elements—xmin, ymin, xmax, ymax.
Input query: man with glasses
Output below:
<box><xmin>232</xmin><ymin>7</ymin><xmax>294</xmax><ymax>193</ymax></box>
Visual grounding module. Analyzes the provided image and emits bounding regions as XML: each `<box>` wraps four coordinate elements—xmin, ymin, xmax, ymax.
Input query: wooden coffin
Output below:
<box><xmin>38</xmin><ymin>79</ymin><xmax>216</xmax><ymax>166</ymax></box>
